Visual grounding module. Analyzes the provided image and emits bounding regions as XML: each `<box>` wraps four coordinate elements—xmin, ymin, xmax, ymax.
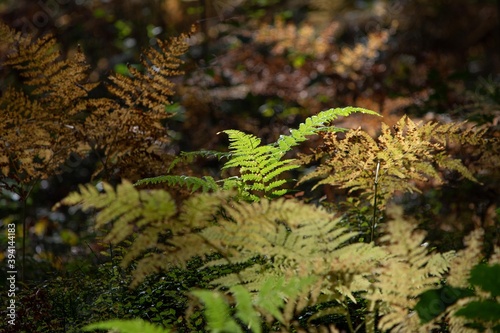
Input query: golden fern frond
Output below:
<box><xmin>55</xmin><ymin>180</ymin><xmax>176</xmax><ymax>283</ymax></box>
<box><xmin>368</xmin><ymin>206</ymin><xmax>454</xmax><ymax>332</ymax></box>
<box><xmin>439</xmin><ymin>229</ymin><xmax>491</xmax><ymax>333</ymax></box>
<box><xmin>0</xmin><ymin>21</ymin><xmax>22</xmax><ymax>46</ymax></box>
<box><xmin>3</xmin><ymin>24</ymin><xmax>96</xmax><ymax>114</ymax></box>
<box><xmin>56</xmin><ymin>180</ymin><xmax>176</xmax><ymax>242</ymax></box>
<box><xmin>57</xmin><ymin>183</ymin><xmax>238</xmax><ymax>287</ymax></box>
<box><xmin>200</xmin><ymin>198</ymin><xmax>385</xmax><ymax>314</ymax></box>
<box><xmin>299</xmin><ymin>115</ymin><xmax>481</xmax><ymax>208</ymax></box>
<box><xmin>447</xmin><ymin>228</ymin><xmax>485</xmax><ymax>288</ymax></box>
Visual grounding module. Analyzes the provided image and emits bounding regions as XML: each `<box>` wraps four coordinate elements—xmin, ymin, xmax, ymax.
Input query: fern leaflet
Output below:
<box><xmin>134</xmin><ymin>175</ymin><xmax>219</xmax><ymax>193</ymax></box>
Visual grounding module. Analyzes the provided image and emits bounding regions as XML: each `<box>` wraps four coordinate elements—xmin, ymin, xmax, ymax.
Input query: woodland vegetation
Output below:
<box><xmin>1</xmin><ymin>0</ymin><xmax>500</xmax><ymax>332</ymax></box>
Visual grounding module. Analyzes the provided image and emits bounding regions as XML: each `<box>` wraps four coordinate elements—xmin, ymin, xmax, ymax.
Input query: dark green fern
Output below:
<box><xmin>134</xmin><ymin>175</ymin><xmax>219</xmax><ymax>193</ymax></box>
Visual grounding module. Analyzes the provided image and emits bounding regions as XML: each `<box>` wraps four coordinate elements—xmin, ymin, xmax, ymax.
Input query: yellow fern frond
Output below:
<box><xmin>447</xmin><ymin>228</ymin><xmax>485</xmax><ymax>288</ymax></box>
<box><xmin>368</xmin><ymin>206</ymin><xmax>453</xmax><ymax>332</ymax></box>
<box><xmin>299</xmin><ymin>115</ymin><xmax>482</xmax><ymax>208</ymax></box>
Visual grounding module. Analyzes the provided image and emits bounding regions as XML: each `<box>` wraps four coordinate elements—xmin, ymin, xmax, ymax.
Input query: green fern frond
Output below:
<box><xmin>193</xmin><ymin>276</ymin><xmax>317</xmax><ymax>332</ymax></box>
<box><xmin>192</xmin><ymin>290</ymin><xmax>244</xmax><ymax>333</ymax></box>
<box><xmin>134</xmin><ymin>175</ymin><xmax>219</xmax><ymax>193</ymax></box>
<box><xmin>167</xmin><ymin>150</ymin><xmax>230</xmax><ymax>172</ymax></box>
<box><xmin>83</xmin><ymin>319</ymin><xmax>171</xmax><ymax>333</ymax></box>
<box><xmin>275</xmin><ymin>107</ymin><xmax>379</xmax><ymax>152</ymax></box>
<box><xmin>218</xmin><ymin>107</ymin><xmax>378</xmax><ymax>201</ymax></box>
<box><xmin>220</xmin><ymin>129</ymin><xmax>297</xmax><ymax>200</ymax></box>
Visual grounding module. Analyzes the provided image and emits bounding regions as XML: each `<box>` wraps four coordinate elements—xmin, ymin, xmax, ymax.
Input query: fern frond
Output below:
<box><xmin>193</xmin><ymin>276</ymin><xmax>317</xmax><ymax>332</ymax></box>
<box><xmin>217</xmin><ymin>107</ymin><xmax>378</xmax><ymax>201</ymax></box>
<box><xmin>447</xmin><ymin>228</ymin><xmax>485</xmax><ymax>288</ymax></box>
<box><xmin>199</xmin><ymin>197</ymin><xmax>385</xmax><ymax>322</ymax></box>
<box><xmin>3</xmin><ymin>26</ymin><xmax>96</xmax><ymax>112</ymax></box>
<box><xmin>275</xmin><ymin>107</ymin><xmax>379</xmax><ymax>152</ymax></box>
<box><xmin>299</xmin><ymin>115</ymin><xmax>482</xmax><ymax>209</ymax></box>
<box><xmin>368</xmin><ymin>206</ymin><xmax>453</xmax><ymax>332</ymax></box>
<box><xmin>0</xmin><ymin>22</ymin><xmax>94</xmax><ymax>183</ymax></box>
<box><xmin>83</xmin><ymin>319</ymin><xmax>171</xmax><ymax>333</ymax></box>
<box><xmin>107</xmin><ymin>29</ymin><xmax>190</xmax><ymax>112</ymax></box>
<box><xmin>167</xmin><ymin>150</ymin><xmax>230</xmax><ymax>172</ymax></box>
<box><xmin>192</xmin><ymin>290</ymin><xmax>245</xmax><ymax>333</ymax></box>
<box><xmin>439</xmin><ymin>229</ymin><xmax>493</xmax><ymax>333</ymax></box>
<box><xmin>219</xmin><ymin>129</ymin><xmax>297</xmax><ymax>200</ymax></box>
<box><xmin>134</xmin><ymin>175</ymin><xmax>219</xmax><ymax>193</ymax></box>
<box><xmin>56</xmin><ymin>180</ymin><xmax>175</xmax><ymax>240</ymax></box>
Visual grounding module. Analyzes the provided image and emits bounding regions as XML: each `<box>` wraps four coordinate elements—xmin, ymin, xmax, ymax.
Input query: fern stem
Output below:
<box><xmin>344</xmin><ymin>303</ymin><xmax>355</xmax><ymax>333</ymax></box>
<box><xmin>370</xmin><ymin>160</ymin><xmax>380</xmax><ymax>243</ymax></box>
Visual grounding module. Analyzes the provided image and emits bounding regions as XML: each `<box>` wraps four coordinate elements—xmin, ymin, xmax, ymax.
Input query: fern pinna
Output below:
<box><xmin>138</xmin><ymin>107</ymin><xmax>378</xmax><ymax>201</ymax></box>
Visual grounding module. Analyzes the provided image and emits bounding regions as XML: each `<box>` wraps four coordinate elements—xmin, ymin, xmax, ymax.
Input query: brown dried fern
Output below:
<box><xmin>81</xmin><ymin>28</ymin><xmax>192</xmax><ymax>181</ymax></box>
<box><xmin>0</xmin><ymin>22</ymin><xmax>93</xmax><ymax>187</ymax></box>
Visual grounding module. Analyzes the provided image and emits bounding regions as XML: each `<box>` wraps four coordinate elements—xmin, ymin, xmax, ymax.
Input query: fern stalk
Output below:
<box><xmin>370</xmin><ymin>160</ymin><xmax>381</xmax><ymax>243</ymax></box>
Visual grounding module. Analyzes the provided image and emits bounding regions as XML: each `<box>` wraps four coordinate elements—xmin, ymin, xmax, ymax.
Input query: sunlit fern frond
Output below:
<box><xmin>192</xmin><ymin>275</ymin><xmax>317</xmax><ymax>332</ymax></box>
<box><xmin>200</xmin><ymin>198</ymin><xmax>384</xmax><ymax>310</ymax></box>
<box><xmin>299</xmin><ymin>115</ymin><xmax>481</xmax><ymax>208</ymax></box>
<box><xmin>368</xmin><ymin>206</ymin><xmax>455</xmax><ymax>332</ymax></box>
<box><xmin>275</xmin><ymin>106</ymin><xmax>379</xmax><ymax>152</ymax></box>
<box><xmin>439</xmin><ymin>228</ymin><xmax>494</xmax><ymax>333</ymax></box>
<box><xmin>447</xmin><ymin>228</ymin><xmax>485</xmax><ymax>288</ymax></box>
<box><xmin>220</xmin><ymin>107</ymin><xmax>378</xmax><ymax>201</ymax></box>
<box><xmin>221</xmin><ymin>129</ymin><xmax>298</xmax><ymax>201</ymax></box>
<box><xmin>56</xmin><ymin>180</ymin><xmax>176</xmax><ymax>242</ymax></box>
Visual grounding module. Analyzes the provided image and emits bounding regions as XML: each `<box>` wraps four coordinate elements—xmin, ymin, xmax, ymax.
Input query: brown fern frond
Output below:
<box><xmin>107</xmin><ymin>29</ymin><xmax>190</xmax><ymax>112</ymax></box>
<box><xmin>80</xmin><ymin>29</ymin><xmax>192</xmax><ymax>180</ymax></box>
<box><xmin>3</xmin><ymin>26</ymin><xmax>96</xmax><ymax>115</ymax></box>
<box><xmin>0</xmin><ymin>22</ymin><xmax>94</xmax><ymax>186</ymax></box>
